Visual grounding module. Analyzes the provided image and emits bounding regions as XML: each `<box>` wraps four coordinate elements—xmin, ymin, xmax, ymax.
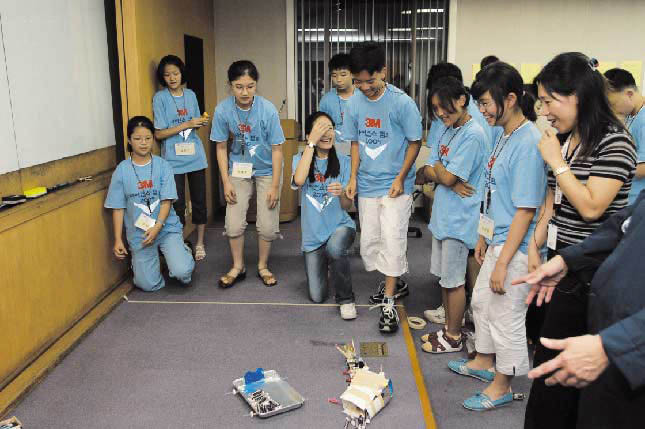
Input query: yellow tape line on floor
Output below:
<box><xmin>399</xmin><ymin>306</ymin><xmax>438</xmax><ymax>429</ymax></box>
<box><xmin>124</xmin><ymin>297</ymin><xmax>401</xmax><ymax>308</ymax></box>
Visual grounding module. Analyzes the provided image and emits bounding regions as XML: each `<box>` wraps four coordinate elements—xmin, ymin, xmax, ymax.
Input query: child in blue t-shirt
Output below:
<box><xmin>319</xmin><ymin>53</ymin><xmax>360</xmax><ymax>155</ymax></box>
<box><xmin>292</xmin><ymin>112</ymin><xmax>357</xmax><ymax>319</ymax></box>
<box><xmin>105</xmin><ymin>116</ymin><xmax>194</xmax><ymax>292</ymax></box>
<box><xmin>210</xmin><ymin>60</ymin><xmax>285</xmax><ymax>288</ymax></box>
<box><xmin>418</xmin><ymin>62</ymin><xmax>494</xmax><ymax>328</ymax></box>
<box><xmin>417</xmin><ymin>77</ymin><xmax>488</xmax><ymax>354</ymax></box>
<box><xmin>342</xmin><ymin>43</ymin><xmax>423</xmax><ymax>334</ymax></box>
<box><xmin>152</xmin><ymin>55</ymin><xmax>210</xmax><ymax>261</ymax></box>
<box><xmin>446</xmin><ymin>63</ymin><xmax>546</xmax><ymax>411</ymax></box>
<box><xmin>605</xmin><ymin>68</ymin><xmax>645</xmax><ymax>203</ymax></box>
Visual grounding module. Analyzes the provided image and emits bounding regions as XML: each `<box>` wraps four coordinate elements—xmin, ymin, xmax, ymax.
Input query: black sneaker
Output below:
<box><xmin>368</xmin><ymin>279</ymin><xmax>409</xmax><ymax>305</ymax></box>
<box><xmin>377</xmin><ymin>301</ymin><xmax>399</xmax><ymax>334</ymax></box>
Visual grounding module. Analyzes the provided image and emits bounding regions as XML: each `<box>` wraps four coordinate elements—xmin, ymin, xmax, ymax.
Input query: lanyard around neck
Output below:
<box><xmin>131</xmin><ymin>157</ymin><xmax>154</xmax><ymax>212</ymax></box>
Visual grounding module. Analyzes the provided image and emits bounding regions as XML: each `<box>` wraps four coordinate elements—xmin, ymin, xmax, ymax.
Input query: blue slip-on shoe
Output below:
<box><xmin>463</xmin><ymin>391</ymin><xmax>513</xmax><ymax>411</ymax></box>
<box><xmin>447</xmin><ymin>358</ymin><xmax>495</xmax><ymax>382</ymax></box>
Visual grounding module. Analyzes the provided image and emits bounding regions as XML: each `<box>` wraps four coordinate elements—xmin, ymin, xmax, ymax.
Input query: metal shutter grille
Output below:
<box><xmin>296</xmin><ymin>0</ymin><xmax>449</xmax><ymax>136</ymax></box>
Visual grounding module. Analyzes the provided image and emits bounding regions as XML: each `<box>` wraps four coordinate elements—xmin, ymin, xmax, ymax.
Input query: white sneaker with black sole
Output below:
<box><xmin>368</xmin><ymin>279</ymin><xmax>409</xmax><ymax>305</ymax></box>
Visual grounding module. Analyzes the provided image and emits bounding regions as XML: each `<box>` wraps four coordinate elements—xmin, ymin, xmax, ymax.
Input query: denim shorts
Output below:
<box><xmin>430</xmin><ymin>235</ymin><xmax>468</xmax><ymax>288</ymax></box>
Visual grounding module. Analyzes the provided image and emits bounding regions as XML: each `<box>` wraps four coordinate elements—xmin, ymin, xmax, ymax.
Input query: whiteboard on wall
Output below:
<box><xmin>0</xmin><ymin>0</ymin><xmax>115</xmax><ymax>174</ymax></box>
<box><xmin>0</xmin><ymin>19</ymin><xmax>18</xmax><ymax>176</ymax></box>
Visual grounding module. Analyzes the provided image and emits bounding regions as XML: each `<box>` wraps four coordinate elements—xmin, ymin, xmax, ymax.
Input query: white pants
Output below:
<box><xmin>358</xmin><ymin>194</ymin><xmax>412</xmax><ymax>277</ymax></box>
<box><xmin>471</xmin><ymin>245</ymin><xmax>531</xmax><ymax>376</ymax></box>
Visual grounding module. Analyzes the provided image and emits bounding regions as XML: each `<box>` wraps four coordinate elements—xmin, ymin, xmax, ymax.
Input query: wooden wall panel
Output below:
<box><xmin>0</xmin><ymin>181</ymin><xmax>129</xmax><ymax>390</ymax></box>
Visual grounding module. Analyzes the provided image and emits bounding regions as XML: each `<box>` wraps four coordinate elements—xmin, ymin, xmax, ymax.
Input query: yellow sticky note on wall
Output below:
<box><xmin>620</xmin><ymin>61</ymin><xmax>643</xmax><ymax>87</ymax></box>
<box><xmin>597</xmin><ymin>61</ymin><xmax>617</xmax><ymax>74</ymax></box>
<box><xmin>472</xmin><ymin>64</ymin><xmax>481</xmax><ymax>82</ymax></box>
<box><xmin>521</xmin><ymin>64</ymin><xmax>542</xmax><ymax>84</ymax></box>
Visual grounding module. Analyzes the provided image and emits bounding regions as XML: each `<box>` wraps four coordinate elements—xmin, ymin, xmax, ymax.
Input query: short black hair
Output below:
<box><xmin>480</xmin><ymin>55</ymin><xmax>499</xmax><ymax>69</ymax></box>
<box><xmin>472</xmin><ymin>62</ymin><xmax>536</xmax><ymax>122</ymax></box>
<box><xmin>329</xmin><ymin>53</ymin><xmax>352</xmax><ymax>73</ymax></box>
<box><xmin>304</xmin><ymin>111</ymin><xmax>340</xmax><ymax>183</ymax></box>
<box><xmin>156</xmin><ymin>55</ymin><xmax>186</xmax><ymax>87</ymax></box>
<box><xmin>605</xmin><ymin>68</ymin><xmax>637</xmax><ymax>92</ymax></box>
<box><xmin>349</xmin><ymin>43</ymin><xmax>386</xmax><ymax>75</ymax></box>
<box><xmin>227</xmin><ymin>60</ymin><xmax>259</xmax><ymax>82</ymax></box>
<box><xmin>126</xmin><ymin>116</ymin><xmax>155</xmax><ymax>152</ymax></box>
<box><xmin>428</xmin><ymin>77</ymin><xmax>470</xmax><ymax>121</ymax></box>
<box><xmin>426</xmin><ymin>62</ymin><xmax>464</xmax><ymax>112</ymax></box>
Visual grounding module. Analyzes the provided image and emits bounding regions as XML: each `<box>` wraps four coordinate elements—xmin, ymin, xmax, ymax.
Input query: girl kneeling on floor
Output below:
<box><xmin>105</xmin><ymin>116</ymin><xmax>195</xmax><ymax>292</ymax></box>
<box><xmin>292</xmin><ymin>112</ymin><xmax>357</xmax><ymax>320</ymax></box>
<box><xmin>447</xmin><ymin>62</ymin><xmax>547</xmax><ymax>411</ymax></box>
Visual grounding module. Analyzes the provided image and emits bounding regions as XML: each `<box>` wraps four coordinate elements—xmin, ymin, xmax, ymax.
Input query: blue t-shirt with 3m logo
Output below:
<box><xmin>104</xmin><ymin>156</ymin><xmax>183</xmax><ymax>251</ymax></box>
<box><xmin>152</xmin><ymin>88</ymin><xmax>208</xmax><ymax>174</ymax></box>
<box><xmin>484</xmin><ymin>122</ymin><xmax>547</xmax><ymax>253</ymax></box>
<box><xmin>428</xmin><ymin>119</ymin><xmax>488</xmax><ymax>249</ymax></box>
<box><xmin>291</xmin><ymin>152</ymin><xmax>355</xmax><ymax>251</ymax></box>
<box><xmin>427</xmin><ymin>99</ymin><xmax>495</xmax><ymax>165</ymax></box>
<box><xmin>342</xmin><ymin>84</ymin><xmax>423</xmax><ymax>197</ymax></box>
<box><xmin>210</xmin><ymin>95</ymin><xmax>285</xmax><ymax>177</ymax></box>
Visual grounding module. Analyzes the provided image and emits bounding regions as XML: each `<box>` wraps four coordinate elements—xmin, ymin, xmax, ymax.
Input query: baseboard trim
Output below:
<box><xmin>0</xmin><ymin>280</ymin><xmax>133</xmax><ymax>417</ymax></box>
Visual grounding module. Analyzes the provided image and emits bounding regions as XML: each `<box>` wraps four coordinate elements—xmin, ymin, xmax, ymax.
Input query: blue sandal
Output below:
<box><xmin>447</xmin><ymin>358</ymin><xmax>495</xmax><ymax>382</ymax></box>
<box><xmin>463</xmin><ymin>391</ymin><xmax>513</xmax><ymax>411</ymax></box>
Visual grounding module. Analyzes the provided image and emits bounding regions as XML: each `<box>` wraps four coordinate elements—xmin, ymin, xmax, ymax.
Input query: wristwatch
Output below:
<box><xmin>307</xmin><ymin>141</ymin><xmax>316</xmax><ymax>148</ymax></box>
<box><xmin>554</xmin><ymin>165</ymin><xmax>570</xmax><ymax>177</ymax></box>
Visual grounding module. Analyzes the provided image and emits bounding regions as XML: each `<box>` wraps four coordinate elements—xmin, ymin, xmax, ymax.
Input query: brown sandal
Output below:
<box><xmin>257</xmin><ymin>267</ymin><xmax>277</xmax><ymax>287</ymax></box>
<box><xmin>421</xmin><ymin>329</ymin><xmax>463</xmax><ymax>353</ymax></box>
<box><xmin>218</xmin><ymin>267</ymin><xmax>246</xmax><ymax>288</ymax></box>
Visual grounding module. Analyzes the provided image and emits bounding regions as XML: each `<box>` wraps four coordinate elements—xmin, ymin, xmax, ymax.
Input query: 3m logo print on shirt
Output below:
<box><xmin>238</xmin><ymin>124</ymin><xmax>251</xmax><ymax>133</ymax></box>
<box><xmin>364</xmin><ymin>118</ymin><xmax>381</xmax><ymax>128</ymax></box>
<box><xmin>137</xmin><ymin>180</ymin><xmax>153</xmax><ymax>190</ymax></box>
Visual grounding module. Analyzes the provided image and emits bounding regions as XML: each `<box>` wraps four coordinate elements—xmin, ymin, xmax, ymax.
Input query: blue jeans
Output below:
<box><xmin>303</xmin><ymin>226</ymin><xmax>356</xmax><ymax>304</ymax></box>
<box><xmin>132</xmin><ymin>231</ymin><xmax>195</xmax><ymax>291</ymax></box>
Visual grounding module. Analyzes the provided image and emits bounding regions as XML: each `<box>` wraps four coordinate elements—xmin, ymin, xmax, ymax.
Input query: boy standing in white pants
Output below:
<box><xmin>343</xmin><ymin>43</ymin><xmax>422</xmax><ymax>334</ymax></box>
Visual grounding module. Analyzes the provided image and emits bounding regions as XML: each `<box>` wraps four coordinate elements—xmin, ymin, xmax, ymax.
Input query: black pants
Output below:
<box><xmin>524</xmin><ymin>273</ymin><xmax>589</xmax><ymax>429</ymax></box>
<box><xmin>174</xmin><ymin>169</ymin><xmax>207</xmax><ymax>226</ymax></box>
<box><xmin>576</xmin><ymin>364</ymin><xmax>645</xmax><ymax>428</ymax></box>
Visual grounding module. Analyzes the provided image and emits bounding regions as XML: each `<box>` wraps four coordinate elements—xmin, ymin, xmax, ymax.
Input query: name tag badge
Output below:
<box><xmin>232</xmin><ymin>162</ymin><xmax>253</xmax><ymax>179</ymax></box>
<box><xmin>478</xmin><ymin>214</ymin><xmax>494</xmax><ymax>241</ymax></box>
<box><xmin>175</xmin><ymin>142</ymin><xmax>196</xmax><ymax>156</ymax></box>
<box><xmin>554</xmin><ymin>185</ymin><xmax>562</xmax><ymax>205</ymax></box>
<box><xmin>547</xmin><ymin>222</ymin><xmax>558</xmax><ymax>250</ymax></box>
<box><xmin>135</xmin><ymin>213</ymin><xmax>156</xmax><ymax>231</ymax></box>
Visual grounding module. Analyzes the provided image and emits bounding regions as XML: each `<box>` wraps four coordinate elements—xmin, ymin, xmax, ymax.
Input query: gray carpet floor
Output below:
<box><xmin>10</xmin><ymin>213</ymin><xmax>532</xmax><ymax>428</ymax></box>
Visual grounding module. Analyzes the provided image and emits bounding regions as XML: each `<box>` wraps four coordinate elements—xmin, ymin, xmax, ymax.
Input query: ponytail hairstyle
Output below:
<box><xmin>304</xmin><ymin>111</ymin><xmax>340</xmax><ymax>183</ymax></box>
<box><xmin>126</xmin><ymin>116</ymin><xmax>155</xmax><ymax>152</ymax></box>
<box><xmin>471</xmin><ymin>62</ymin><xmax>536</xmax><ymax>122</ymax></box>
<box><xmin>427</xmin><ymin>76</ymin><xmax>470</xmax><ymax>121</ymax></box>
<box><xmin>534</xmin><ymin>52</ymin><xmax>626</xmax><ymax>158</ymax></box>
